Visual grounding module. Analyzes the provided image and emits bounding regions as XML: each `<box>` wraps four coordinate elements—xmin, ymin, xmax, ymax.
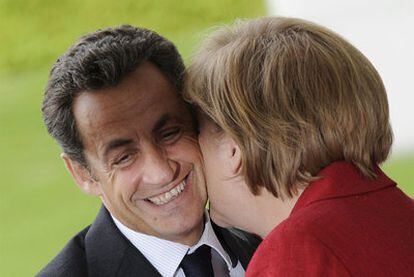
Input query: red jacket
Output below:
<box><xmin>246</xmin><ymin>161</ymin><xmax>414</xmax><ymax>276</ymax></box>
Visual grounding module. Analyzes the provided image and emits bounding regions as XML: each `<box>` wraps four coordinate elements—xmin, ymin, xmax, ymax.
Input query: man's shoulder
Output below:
<box><xmin>36</xmin><ymin>226</ymin><xmax>90</xmax><ymax>277</ymax></box>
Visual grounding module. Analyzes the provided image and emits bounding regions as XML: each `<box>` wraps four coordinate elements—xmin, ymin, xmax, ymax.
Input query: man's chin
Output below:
<box><xmin>157</xmin><ymin>218</ymin><xmax>205</xmax><ymax>246</ymax></box>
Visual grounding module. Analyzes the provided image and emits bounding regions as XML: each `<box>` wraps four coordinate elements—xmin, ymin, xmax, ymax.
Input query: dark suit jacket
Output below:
<box><xmin>37</xmin><ymin>206</ymin><xmax>261</xmax><ymax>277</ymax></box>
<box><xmin>246</xmin><ymin>161</ymin><xmax>414</xmax><ymax>277</ymax></box>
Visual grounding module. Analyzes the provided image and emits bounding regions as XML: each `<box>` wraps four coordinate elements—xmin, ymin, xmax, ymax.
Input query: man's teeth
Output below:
<box><xmin>147</xmin><ymin>181</ymin><xmax>186</xmax><ymax>205</ymax></box>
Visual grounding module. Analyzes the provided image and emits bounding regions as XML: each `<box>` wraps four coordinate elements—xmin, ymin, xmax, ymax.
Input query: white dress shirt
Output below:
<box><xmin>111</xmin><ymin>212</ymin><xmax>245</xmax><ymax>277</ymax></box>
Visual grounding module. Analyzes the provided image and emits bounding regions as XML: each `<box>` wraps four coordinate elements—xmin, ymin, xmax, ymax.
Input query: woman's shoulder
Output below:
<box><xmin>246</xmin><ymin>219</ymin><xmax>351</xmax><ymax>277</ymax></box>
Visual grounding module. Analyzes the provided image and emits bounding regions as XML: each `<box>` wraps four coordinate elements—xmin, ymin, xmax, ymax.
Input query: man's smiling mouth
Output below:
<box><xmin>146</xmin><ymin>179</ymin><xmax>187</xmax><ymax>206</ymax></box>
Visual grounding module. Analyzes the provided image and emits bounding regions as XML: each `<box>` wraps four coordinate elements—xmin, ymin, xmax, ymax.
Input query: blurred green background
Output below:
<box><xmin>0</xmin><ymin>0</ymin><xmax>412</xmax><ymax>276</ymax></box>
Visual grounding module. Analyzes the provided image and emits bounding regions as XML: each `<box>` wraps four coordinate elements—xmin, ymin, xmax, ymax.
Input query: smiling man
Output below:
<box><xmin>38</xmin><ymin>26</ymin><xmax>260</xmax><ymax>277</ymax></box>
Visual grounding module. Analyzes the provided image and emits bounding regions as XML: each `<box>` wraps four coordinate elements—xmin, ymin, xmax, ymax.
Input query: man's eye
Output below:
<box><xmin>161</xmin><ymin>128</ymin><xmax>181</xmax><ymax>142</ymax></box>
<box><xmin>114</xmin><ymin>154</ymin><xmax>131</xmax><ymax>165</ymax></box>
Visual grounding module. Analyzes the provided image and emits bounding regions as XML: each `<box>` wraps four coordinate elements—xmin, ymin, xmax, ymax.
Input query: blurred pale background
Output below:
<box><xmin>269</xmin><ymin>0</ymin><xmax>414</xmax><ymax>155</ymax></box>
<box><xmin>0</xmin><ymin>0</ymin><xmax>412</xmax><ymax>275</ymax></box>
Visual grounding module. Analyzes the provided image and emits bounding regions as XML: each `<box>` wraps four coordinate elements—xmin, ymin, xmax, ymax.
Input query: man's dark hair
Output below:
<box><xmin>42</xmin><ymin>25</ymin><xmax>185</xmax><ymax>167</ymax></box>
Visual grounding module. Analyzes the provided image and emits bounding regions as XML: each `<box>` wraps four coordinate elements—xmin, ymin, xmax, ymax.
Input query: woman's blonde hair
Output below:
<box><xmin>184</xmin><ymin>17</ymin><xmax>393</xmax><ymax>198</ymax></box>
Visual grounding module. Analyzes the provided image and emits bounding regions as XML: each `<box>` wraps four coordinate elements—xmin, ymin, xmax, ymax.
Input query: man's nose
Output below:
<box><xmin>141</xmin><ymin>144</ymin><xmax>176</xmax><ymax>186</ymax></box>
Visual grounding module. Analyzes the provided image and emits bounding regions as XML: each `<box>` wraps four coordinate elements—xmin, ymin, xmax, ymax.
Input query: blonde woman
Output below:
<box><xmin>184</xmin><ymin>17</ymin><xmax>414</xmax><ymax>276</ymax></box>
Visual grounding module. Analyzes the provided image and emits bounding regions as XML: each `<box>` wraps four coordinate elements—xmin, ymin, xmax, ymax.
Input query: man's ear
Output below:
<box><xmin>61</xmin><ymin>153</ymin><xmax>101</xmax><ymax>196</ymax></box>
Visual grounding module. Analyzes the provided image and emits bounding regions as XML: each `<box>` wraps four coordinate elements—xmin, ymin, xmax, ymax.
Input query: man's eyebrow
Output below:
<box><xmin>153</xmin><ymin>113</ymin><xmax>173</xmax><ymax>132</ymax></box>
<box><xmin>102</xmin><ymin>139</ymin><xmax>134</xmax><ymax>158</ymax></box>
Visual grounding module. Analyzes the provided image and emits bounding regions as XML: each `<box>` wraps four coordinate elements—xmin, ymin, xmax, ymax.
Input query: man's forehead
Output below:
<box><xmin>75</xmin><ymin>91</ymin><xmax>188</xmax><ymax>127</ymax></box>
<box><xmin>74</xmin><ymin>62</ymin><xmax>177</xmax><ymax>114</ymax></box>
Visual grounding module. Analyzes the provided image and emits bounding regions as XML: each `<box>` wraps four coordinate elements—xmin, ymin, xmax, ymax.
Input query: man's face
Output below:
<box><xmin>71</xmin><ymin>62</ymin><xmax>207</xmax><ymax>245</ymax></box>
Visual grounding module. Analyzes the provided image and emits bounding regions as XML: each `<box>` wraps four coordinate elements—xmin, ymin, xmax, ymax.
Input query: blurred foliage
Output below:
<box><xmin>0</xmin><ymin>0</ymin><xmax>265</xmax><ymax>74</ymax></box>
<box><xmin>382</xmin><ymin>155</ymin><xmax>414</xmax><ymax>196</ymax></box>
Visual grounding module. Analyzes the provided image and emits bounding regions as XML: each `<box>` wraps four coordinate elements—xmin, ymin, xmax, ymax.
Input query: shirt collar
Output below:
<box><xmin>188</xmin><ymin>212</ymin><xmax>235</xmax><ymax>269</ymax></box>
<box><xmin>111</xmin><ymin>211</ymin><xmax>234</xmax><ymax>276</ymax></box>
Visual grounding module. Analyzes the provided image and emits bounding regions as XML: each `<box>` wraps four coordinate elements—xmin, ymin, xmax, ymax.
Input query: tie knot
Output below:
<box><xmin>180</xmin><ymin>245</ymin><xmax>214</xmax><ymax>277</ymax></box>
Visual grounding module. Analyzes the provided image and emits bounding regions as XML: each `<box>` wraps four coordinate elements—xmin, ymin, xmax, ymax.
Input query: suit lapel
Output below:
<box><xmin>212</xmin><ymin>222</ymin><xmax>261</xmax><ymax>269</ymax></box>
<box><xmin>85</xmin><ymin>206</ymin><xmax>162</xmax><ymax>277</ymax></box>
<box><xmin>114</xmin><ymin>247</ymin><xmax>162</xmax><ymax>277</ymax></box>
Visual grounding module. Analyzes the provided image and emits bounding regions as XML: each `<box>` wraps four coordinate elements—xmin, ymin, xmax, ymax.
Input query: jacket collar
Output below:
<box><xmin>85</xmin><ymin>206</ymin><xmax>161</xmax><ymax>277</ymax></box>
<box><xmin>292</xmin><ymin>161</ymin><xmax>396</xmax><ymax>215</ymax></box>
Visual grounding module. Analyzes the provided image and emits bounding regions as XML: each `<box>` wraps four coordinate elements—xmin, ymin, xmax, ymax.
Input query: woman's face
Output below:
<box><xmin>198</xmin><ymin>114</ymin><xmax>252</xmax><ymax>229</ymax></box>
